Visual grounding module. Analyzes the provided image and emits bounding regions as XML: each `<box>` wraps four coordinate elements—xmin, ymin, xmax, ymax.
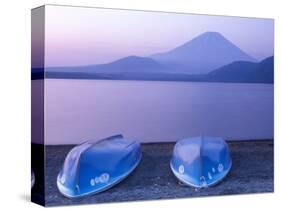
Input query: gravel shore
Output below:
<box><xmin>42</xmin><ymin>141</ymin><xmax>273</xmax><ymax>206</ymax></box>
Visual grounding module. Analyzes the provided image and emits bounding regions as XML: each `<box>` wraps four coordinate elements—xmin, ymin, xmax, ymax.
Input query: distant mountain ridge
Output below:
<box><xmin>150</xmin><ymin>31</ymin><xmax>256</xmax><ymax>74</ymax></box>
<box><xmin>205</xmin><ymin>56</ymin><xmax>274</xmax><ymax>83</ymax></box>
<box><xmin>44</xmin><ymin>56</ymin><xmax>273</xmax><ymax>84</ymax></box>
<box><xmin>82</xmin><ymin>56</ymin><xmax>169</xmax><ymax>73</ymax></box>
<box><xmin>33</xmin><ymin>32</ymin><xmax>273</xmax><ymax>84</ymax></box>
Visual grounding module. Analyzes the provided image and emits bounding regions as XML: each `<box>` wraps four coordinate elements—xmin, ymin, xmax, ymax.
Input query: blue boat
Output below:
<box><xmin>57</xmin><ymin>135</ymin><xmax>142</xmax><ymax>198</ymax></box>
<box><xmin>170</xmin><ymin>136</ymin><xmax>232</xmax><ymax>188</ymax></box>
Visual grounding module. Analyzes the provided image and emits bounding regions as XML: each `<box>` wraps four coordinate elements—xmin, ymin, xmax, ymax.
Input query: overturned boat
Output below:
<box><xmin>170</xmin><ymin>136</ymin><xmax>232</xmax><ymax>188</ymax></box>
<box><xmin>57</xmin><ymin>134</ymin><xmax>142</xmax><ymax>198</ymax></box>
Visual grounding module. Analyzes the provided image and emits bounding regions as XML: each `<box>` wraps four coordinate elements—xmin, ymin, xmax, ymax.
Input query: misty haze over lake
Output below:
<box><xmin>44</xmin><ymin>79</ymin><xmax>273</xmax><ymax>145</ymax></box>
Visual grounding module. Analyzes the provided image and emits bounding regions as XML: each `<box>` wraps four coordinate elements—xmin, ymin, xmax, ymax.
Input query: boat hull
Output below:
<box><xmin>170</xmin><ymin>136</ymin><xmax>232</xmax><ymax>188</ymax></box>
<box><xmin>57</xmin><ymin>135</ymin><xmax>142</xmax><ymax>198</ymax></box>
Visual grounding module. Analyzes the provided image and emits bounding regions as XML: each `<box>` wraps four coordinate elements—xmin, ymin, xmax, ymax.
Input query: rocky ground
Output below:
<box><xmin>40</xmin><ymin>141</ymin><xmax>273</xmax><ymax>206</ymax></box>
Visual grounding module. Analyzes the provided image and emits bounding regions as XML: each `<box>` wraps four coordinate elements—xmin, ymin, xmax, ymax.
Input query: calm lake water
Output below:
<box><xmin>44</xmin><ymin>79</ymin><xmax>273</xmax><ymax>145</ymax></box>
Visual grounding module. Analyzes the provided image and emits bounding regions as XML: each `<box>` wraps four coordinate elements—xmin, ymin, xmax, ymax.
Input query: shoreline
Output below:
<box><xmin>34</xmin><ymin>140</ymin><xmax>274</xmax><ymax>206</ymax></box>
<box><xmin>43</xmin><ymin>139</ymin><xmax>274</xmax><ymax>146</ymax></box>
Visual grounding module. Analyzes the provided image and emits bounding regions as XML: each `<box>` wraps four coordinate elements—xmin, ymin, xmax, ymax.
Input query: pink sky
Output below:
<box><xmin>44</xmin><ymin>5</ymin><xmax>274</xmax><ymax>67</ymax></box>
